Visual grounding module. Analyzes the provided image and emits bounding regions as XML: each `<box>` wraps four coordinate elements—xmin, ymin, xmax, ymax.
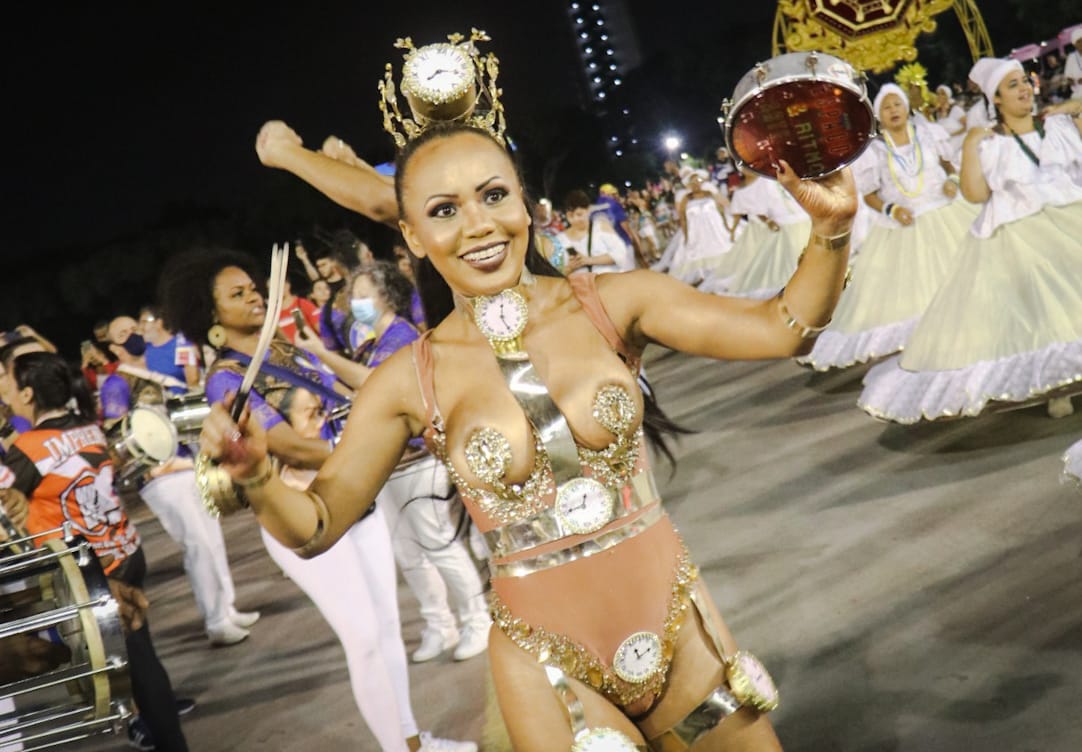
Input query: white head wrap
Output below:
<box><xmin>1070</xmin><ymin>27</ymin><xmax>1082</xmax><ymax>45</ymax></box>
<box><xmin>873</xmin><ymin>83</ymin><xmax>908</xmax><ymax>120</ymax></box>
<box><xmin>678</xmin><ymin>165</ymin><xmax>694</xmax><ymax>181</ymax></box>
<box><xmin>936</xmin><ymin>84</ymin><xmax>952</xmax><ymax>97</ymax></box>
<box><xmin>969</xmin><ymin>57</ymin><xmax>1023</xmax><ymax>105</ymax></box>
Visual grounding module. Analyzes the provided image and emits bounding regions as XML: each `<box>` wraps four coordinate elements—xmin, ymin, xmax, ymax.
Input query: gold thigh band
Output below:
<box><xmin>647</xmin><ymin>684</ymin><xmax>742</xmax><ymax>750</ymax></box>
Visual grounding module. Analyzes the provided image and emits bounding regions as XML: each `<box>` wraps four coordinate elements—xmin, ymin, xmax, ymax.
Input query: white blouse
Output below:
<box><xmin>970</xmin><ymin>114</ymin><xmax>1082</xmax><ymax>238</ymax></box>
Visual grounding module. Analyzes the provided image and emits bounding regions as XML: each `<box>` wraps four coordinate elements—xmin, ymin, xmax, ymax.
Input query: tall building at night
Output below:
<box><xmin>565</xmin><ymin>0</ymin><xmax>643</xmax><ymax>157</ymax></box>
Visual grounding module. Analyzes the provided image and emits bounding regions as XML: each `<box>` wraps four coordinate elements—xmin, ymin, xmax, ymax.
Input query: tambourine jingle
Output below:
<box><xmin>732</xmin><ymin>82</ymin><xmax>873</xmax><ymax>178</ymax></box>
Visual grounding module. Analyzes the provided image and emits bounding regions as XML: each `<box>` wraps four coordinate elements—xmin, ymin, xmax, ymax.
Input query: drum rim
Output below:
<box><xmin>723</xmin><ymin>76</ymin><xmax>876</xmax><ymax>179</ymax></box>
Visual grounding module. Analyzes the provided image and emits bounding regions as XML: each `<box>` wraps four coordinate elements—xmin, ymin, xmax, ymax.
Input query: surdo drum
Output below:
<box><xmin>0</xmin><ymin>526</ymin><xmax>131</xmax><ymax>750</ymax></box>
<box><xmin>722</xmin><ymin>51</ymin><xmax>876</xmax><ymax>179</ymax></box>
<box><xmin>165</xmin><ymin>391</ymin><xmax>211</xmax><ymax>446</ymax></box>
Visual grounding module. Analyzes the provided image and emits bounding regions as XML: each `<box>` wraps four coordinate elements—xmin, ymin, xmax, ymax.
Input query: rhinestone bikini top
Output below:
<box><xmin>432</xmin><ymin>384</ymin><xmax>643</xmax><ymax>526</ymax></box>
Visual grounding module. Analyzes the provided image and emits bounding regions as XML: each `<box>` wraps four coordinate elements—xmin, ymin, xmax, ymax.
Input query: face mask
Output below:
<box><xmin>349</xmin><ymin>298</ymin><xmax>379</xmax><ymax>326</ymax></box>
<box><xmin>121</xmin><ymin>333</ymin><xmax>147</xmax><ymax>357</ymax></box>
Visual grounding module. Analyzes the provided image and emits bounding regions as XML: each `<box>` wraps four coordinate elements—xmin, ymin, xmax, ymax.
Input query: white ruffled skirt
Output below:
<box><xmin>858</xmin><ymin>203</ymin><xmax>1082</xmax><ymax>423</ymax></box>
<box><xmin>700</xmin><ymin>220</ymin><xmax>811</xmax><ymax>299</ymax></box>
<box><xmin>1064</xmin><ymin>438</ymin><xmax>1082</xmax><ymax>487</ymax></box>
<box><xmin>797</xmin><ymin>200</ymin><xmax>978</xmax><ymax>371</ymax></box>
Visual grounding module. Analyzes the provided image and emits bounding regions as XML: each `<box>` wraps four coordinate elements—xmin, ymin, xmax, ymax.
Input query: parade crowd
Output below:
<box><xmin>2</xmin><ymin>32</ymin><xmax>1082</xmax><ymax>752</ymax></box>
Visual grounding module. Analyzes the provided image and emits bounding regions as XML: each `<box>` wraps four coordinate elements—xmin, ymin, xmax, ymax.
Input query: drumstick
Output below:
<box><xmin>231</xmin><ymin>243</ymin><xmax>289</xmax><ymax>422</ymax></box>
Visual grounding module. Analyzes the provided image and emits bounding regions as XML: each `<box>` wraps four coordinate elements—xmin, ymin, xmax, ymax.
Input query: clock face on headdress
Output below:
<box><xmin>402</xmin><ymin>43</ymin><xmax>474</xmax><ymax>105</ymax></box>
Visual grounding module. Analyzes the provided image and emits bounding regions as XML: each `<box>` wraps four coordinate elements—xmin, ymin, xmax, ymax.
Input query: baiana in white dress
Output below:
<box><xmin>798</xmin><ymin>121</ymin><xmax>979</xmax><ymax>371</ymax></box>
<box><xmin>699</xmin><ymin>175</ymin><xmax>810</xmax><ymax>298</ymax></box>
<box><xmin>667</xmin><ymin>184</ymin><xmax>740</xmax><ymax>285</ymax></box>
<box><xmin>858</xmin><ymin>114</ymin><xmax>1082</xmax><ymax>423</ymax></box>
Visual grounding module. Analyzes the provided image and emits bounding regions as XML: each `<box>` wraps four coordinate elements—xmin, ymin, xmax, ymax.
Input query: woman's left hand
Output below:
<box><xmin>776</xmin><ymin>159</ymin><xmax>857</xmax><ymax>237</ymax></box>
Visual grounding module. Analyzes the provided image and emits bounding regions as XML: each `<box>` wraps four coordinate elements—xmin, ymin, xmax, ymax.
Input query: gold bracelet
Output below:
<box><xmin>235</xmin><ymin>457</ymin><xmax>275</xmax><ymax>490</ymax></box>
<box><xmin>292</xmin><ymin>490</ymin><xmax>333</xmax><ymax>558</ymax></box>
<box><xmin>194</xmin><ymin>452</ymin><xmax>249</xmax><ymax>518</ymax></box>
<box><xmin>808</xmin><ymin>229</ymin><xmax>851</xmax><ymax>252</ymax></box>
<box><xmin>777</xmin><ymin>293</ymin><xmax>830</xmax><ymax>339</ymax></box>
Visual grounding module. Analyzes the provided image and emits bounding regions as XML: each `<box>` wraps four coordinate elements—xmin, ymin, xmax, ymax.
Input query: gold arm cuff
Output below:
<box><xmin>194</xmin><ymin>452</ymin><xmax>249</xmax><ymax>518</ymax></box>
<box><xmin>776</xmin><ymin>294</ymin><xmax>830</xmax><ymax>340</ymax></box>
<box><xmin>809</xmin><ymin>230</ymin><xmax>851</xmax><ymax>252</ymax></box>
<box><xmin>291</xmin><ymin>490</ymin><xmax>333</xmax><ymax>558</ymax></box>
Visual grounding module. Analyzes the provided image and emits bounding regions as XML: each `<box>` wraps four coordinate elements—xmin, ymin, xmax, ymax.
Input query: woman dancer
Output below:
<box><xmin>859</xmin><ymin>58</ymin><xmax>1082</xmax><ymax>423</ymax></box>
<box><xmin>159</xmin><ymin>251</ymin><xmax>474</xmax><ymax>752</ymax></box>
<box><xmin>797</xmin><ymin>84</ymin><xmax>977</xmax><ymax>371</ymax></box>
<box><xmin>295</xmin><ymin>261</ymin><xmax>492</xmax><ymax>663</ymax></box>
<box><xmin>699</xmin><ymin>168</ymin><xmax>809</xmax><ymax>299</ymax></box>
<box><xmin>667</xmin><ymin>170</ymin><xmax>737</xmax><ymax>285</ymax></box>
<box><xmin>203</xmin><ymin>95</ymin><xmax>857</xmax><ymax>750</ymax></box>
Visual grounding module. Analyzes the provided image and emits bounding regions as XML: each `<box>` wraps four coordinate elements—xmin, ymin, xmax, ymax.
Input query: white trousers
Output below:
<box><xmin>377</xmin><ymin>455</ymin><xmax>489</xmax><ymax>636</ymax></box>
<box><xmin>138</xmin><ymin>470</ymin><xmax>237</xmax><ymax>631</ymax></box>
<box><xmin>261</xmin><ymin>508</ymin><xmax>417</xmax><ymax>751</ymax></box>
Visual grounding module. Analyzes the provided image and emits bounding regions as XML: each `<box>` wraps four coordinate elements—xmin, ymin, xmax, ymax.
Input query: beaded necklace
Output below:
<box><xmin>884</xmin><ymin>123</ymin><xmax>924</xmax><ymax>198</ymax></box>
<box><xmin>1002</xmin><ymin>118</ymin><xmax>1045</xmax><ymax>167</ymax></box>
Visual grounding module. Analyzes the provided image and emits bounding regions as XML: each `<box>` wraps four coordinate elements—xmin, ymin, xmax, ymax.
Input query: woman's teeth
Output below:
<box><xmin>462</xmin><ymin>243</ymin><xmax>506</xmax><ymax>262</ymax></box>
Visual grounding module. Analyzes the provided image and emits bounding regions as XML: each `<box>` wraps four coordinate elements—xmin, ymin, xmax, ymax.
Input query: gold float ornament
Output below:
<box><xmin>773</xmin><ymin>0</ymin><xmax>965</xmax><ymax>74</ymax></box>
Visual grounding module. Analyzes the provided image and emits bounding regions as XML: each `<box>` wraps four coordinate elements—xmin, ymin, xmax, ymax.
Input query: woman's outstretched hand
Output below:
<box><xmin>199</xmin><ymin>397</ymin><xmax>268</xmax><ymax>482</ymax></box>
<box><xmin>255</xmin><ymin>120</ymin><xmax>304</xmax><ymax>168</ymax></box>
<box><xmin>776</xmin><ymin>159</ymin><xmax>857</xmax><ymax>237</ymax></box>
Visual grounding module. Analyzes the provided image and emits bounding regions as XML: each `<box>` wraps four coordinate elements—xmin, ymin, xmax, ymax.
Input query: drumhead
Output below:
<box><xmin>128</xmin><ymin>407</ymin><xmax>178</xmax><ymax>462</ymax></box>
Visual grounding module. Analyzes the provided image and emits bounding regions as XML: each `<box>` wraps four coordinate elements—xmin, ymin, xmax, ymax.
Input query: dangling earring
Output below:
<box><xmin>207</xmin><ymin>323</ymin><xmax>227</xmax><ymax>349</ymax></box>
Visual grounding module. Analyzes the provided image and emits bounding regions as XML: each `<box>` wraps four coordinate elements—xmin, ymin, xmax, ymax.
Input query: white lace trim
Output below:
<box><xmin>858</xmin><ymin>340</ymin><xmax>1082</xmax><ymax>424</ymax></box>
<box><xmin>797</xmin><ymin>318</ymin><xmax>917</xmax><ymax>372</ymax></box>
<box><xmin>1064</xmin><ymin>440</ymin><xmax>1082</xmax><ymax>488</ymax></box>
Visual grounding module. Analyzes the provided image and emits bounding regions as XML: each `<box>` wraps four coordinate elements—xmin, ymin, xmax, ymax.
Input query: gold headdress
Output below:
<box><xmin>378</xmin><ymin>28</ymin><xmax>507</xmax><ymax>149</ymax></box>
<box><xmin>894</xmin><ymin>62</ymin><xmax>933</xmax><ymax>107</ymax></box>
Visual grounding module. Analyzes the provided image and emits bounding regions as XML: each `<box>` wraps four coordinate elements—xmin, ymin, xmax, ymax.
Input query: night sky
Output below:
<box><xmin>4</xmin><ymin>1</ymin><xmax>1071</xmax><ymax>353</ymax></box>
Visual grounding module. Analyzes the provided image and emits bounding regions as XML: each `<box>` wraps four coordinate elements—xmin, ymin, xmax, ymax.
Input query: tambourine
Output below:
<box><xmin>722</xmin><ymin>51</ymin><xmax>876</xmax><ymax>179</ymax></box>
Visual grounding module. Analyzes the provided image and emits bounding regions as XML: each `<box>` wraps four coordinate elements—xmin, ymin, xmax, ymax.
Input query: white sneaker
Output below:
<box><xmin>411</xmin><ymin>628</ymin><xmax>458</xmax><ymax>663</ymax></box>
<box><xmin>230</xmin><ymin>609</ymin><xmax>261</xmax><ymax>629</ymax></box>
<box><xmin>207</xmin><ymin>622</ymin><xmax>250</xmax><ymax>647</ymax></box>
<box><xmin>417</xmin><ymin>732</ymin><xmax>477</xmax><ymax>752</ymax></box>
<box><xmin>452</xmin><ymin>622</ymin><xmax>490</xmax><ymax>661</ymax></box>
<box><xmin>1048</xmin><ymin>396</ymin><xmax>1074</xmax><ymax>419</ymax></box>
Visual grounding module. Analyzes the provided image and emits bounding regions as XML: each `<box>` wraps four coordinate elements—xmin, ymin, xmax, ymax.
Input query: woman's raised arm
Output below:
<box><xmin>601</xmin><ymin>161</ymin><xmax>857</xmax><ymax>361</ymax></box>
<box><xmin>255</xmin><ymin>120</ymin><xmax>399</xmax><ymax>227</ymax></box>
<box><xmin>198</xmin><ymin>350</ymin><xmax>418</xmax><ymax>557</ymax></box>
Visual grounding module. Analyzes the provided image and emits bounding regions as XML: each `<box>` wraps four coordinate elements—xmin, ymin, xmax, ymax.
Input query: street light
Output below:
<box><xmin>663</xmin><ymin>134</ymin><xmax>681</xmax><ymax>153</ymax></box>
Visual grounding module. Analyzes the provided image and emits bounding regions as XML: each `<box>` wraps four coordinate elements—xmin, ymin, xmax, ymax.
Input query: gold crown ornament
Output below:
<box><xmin>378</xmin><ymin>28</ymin><xmax>507</xmax><ymax>148</ymax></box>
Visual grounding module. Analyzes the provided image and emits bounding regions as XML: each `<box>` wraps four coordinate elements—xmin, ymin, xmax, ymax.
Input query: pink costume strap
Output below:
<box><xmin>567</xmin><ymin>273</ymin><xmax>641</xmax><ymax>373</ymax></box>
<box><xmin>410</xmin><ymin>331</ymin><xmax>444</xmax><ymax>449</ymax></box>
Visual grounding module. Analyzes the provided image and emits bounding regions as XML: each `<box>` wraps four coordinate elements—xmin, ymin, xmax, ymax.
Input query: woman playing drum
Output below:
<box><xmin>0</xmin><ymin>351</ymin><xmax>189</xmax><ymax>752</ymax></box>
<box><xmin>159</xmin><ymin>249</ymin><xmax>473</xmax><ymax>752</ymax></box>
